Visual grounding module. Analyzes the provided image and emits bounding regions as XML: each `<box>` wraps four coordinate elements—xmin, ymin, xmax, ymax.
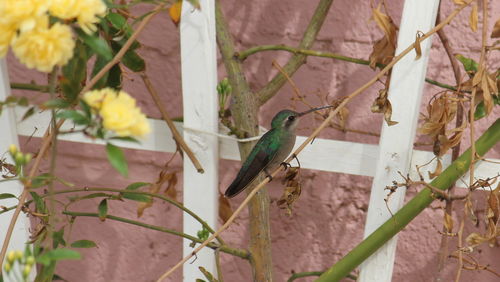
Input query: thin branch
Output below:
<box><xmin>10</xmin><ymin>82</ymin><xmax>50</xmax><ymax>93</ymax></box>
<box><xmin>156</xmin><ymin>2</ymin><xmax>473</xmax><ymax>279</ymax></box>
<box><xmin>240</xmin><ymin>44</ymin><xmax>462</xmax><ymax>92</ymax></box>
<box><xmin>256</xmin><ymin>0</ymin><xmax>335</xmax><ymax>105</ymax></box>
<box><xmin>140</xmin><ymin>73</ymin><xmax>205</xmax><ymax>173</ymax></box>
<box><xmin>62</xmin><ymin>211</ymin><xmax>249</xmax><ymax>260</ymax></box>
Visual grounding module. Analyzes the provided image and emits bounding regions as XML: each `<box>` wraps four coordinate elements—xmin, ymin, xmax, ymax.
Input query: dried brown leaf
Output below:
<box><xmin>414</xmin><ymin>32</ymin><xmax>423</xmax><ymax>60</ymax></box>
<box><xmin>371</xmin><ymin>89</ymin><xmax>398</xmax><ymax>126</ymax></box>
<box><xmin>488</xmin><ymin>184</ymin><xmax>500</xmax><ymax>225</ymax></box>
<box><xmin>492</xmin><ymin>18</ymin><xmax>500</xmax><ymax>38</ymax></box>
<box><xmin>369</xmin><ymin>36</ymin><xmax>395</xmax><ymax>69</ymax></box>
<box><xmin>469</xmin><ymin>4</ymin><xmax>478</xmax><ymax>32</ymax></box>
<box><xmin>453</xmin><ymin>0</ymin><xmax>467</xmax><ymax>5</ymax></box>
<box><xmin>466</xmin><ymin>232</ymin><xmax>487</xmax><ymax>246</ymax></box>
<box><xmin>372</xmin><ymin>4</ymin><xmax>397</xmax><ymax>45</ymax></box>
<box><xmin>218</xmin><ymin>193</ymin><xmax>232</xmax><ymax>224</ymax></box>
<box><xmin>428</xmin><ymin>159</ymin><xmax>443</xmax><ymax>179</ymax></box>
<box><xmin>482</xmin><ymin>72</ymin><xmax>493</xmax><ymax>114</ymax></box>
<box><xmin>465</xmin><ymin>198</ymin><xmax>478</xmax><ymax>226</ymax></box>
<box><xmin>169</xmin><ymin>1</ymin><xmax>182</xmax><ymax>26</ymax></box>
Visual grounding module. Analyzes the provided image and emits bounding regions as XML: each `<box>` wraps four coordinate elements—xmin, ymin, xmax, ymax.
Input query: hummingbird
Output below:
<box><xmin>224</xmin><ymin>105</ymin><xmax>333</xmax><ymax>198</ymax></box>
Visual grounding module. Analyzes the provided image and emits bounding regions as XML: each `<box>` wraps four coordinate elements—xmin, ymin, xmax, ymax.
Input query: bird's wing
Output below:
<box><xmin>224</xmin><ymin>130</ymin><xmax>280</xmax><ymax>198</ymax></box>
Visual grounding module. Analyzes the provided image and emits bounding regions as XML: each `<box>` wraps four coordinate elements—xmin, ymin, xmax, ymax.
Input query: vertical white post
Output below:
<box><xmin>0</xmin><ymin>61</ymin><xmax>32</xmax><ymax>280</ymax></box>
<box><xmin>358</xmin><ymin>1</ymin><xmax>439</xmax><ymax>281</ymax></box>
<box><xmin>180</xmin><ymin>1</ymin><xmax>219</xmax><ymax>281</ymax></box>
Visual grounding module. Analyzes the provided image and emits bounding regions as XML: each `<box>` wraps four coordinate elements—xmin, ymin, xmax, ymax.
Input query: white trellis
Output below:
<box><xmin>1</xmin><ymin>0</ymin><xmax>499</xmax><ymax>281</ymax></box>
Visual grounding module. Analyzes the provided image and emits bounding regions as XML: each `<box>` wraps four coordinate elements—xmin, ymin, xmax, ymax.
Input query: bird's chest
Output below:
<box><xmin>268</xmin><ymin>133</ymin><xmax>296</xmax><ymax>170</ymax></box>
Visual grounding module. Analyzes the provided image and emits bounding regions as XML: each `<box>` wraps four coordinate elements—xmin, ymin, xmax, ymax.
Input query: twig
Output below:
<box><xmin>256</xmin><ymin>0</ymin><xmax>335</xmax><ymax>105</ymax></box>
<box><xmin>140</xmin><ymin>73</ymin><xmax>205</xmax><ymax>173</ymax></box>
<box><xmin>10</xmin><ymin>82</ymin><xmax>50</xmax><ymax>93</ymax></box>
<box><xmin>0</xmin><ymin>3</ymin><xmax>165</xmax><ymax>266</ymax></box>
<box><xmin>61</xmin><ymin>211</ymin><xmax>248</xmax><ymax>260</ymax></box>
<box><xmin>156</xmin><ymin>3</ymin><xmax>471</xmax><ymax>279</ymax></box>
<box><xmin>449</xmin><ymin>254</ymin><xmax>500</xmax><ymax>277</ymax></box>
<box><xmin>239</xmin><ymin>44</ymin><xmax>464</xmax><ymax>93</ymax></box>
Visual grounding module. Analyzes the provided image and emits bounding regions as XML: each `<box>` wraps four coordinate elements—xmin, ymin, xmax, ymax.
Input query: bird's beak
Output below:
<box><xmin>298</xmin><ymin>105</ymin><xmax>333</xmax><ymax>116</ymax></box>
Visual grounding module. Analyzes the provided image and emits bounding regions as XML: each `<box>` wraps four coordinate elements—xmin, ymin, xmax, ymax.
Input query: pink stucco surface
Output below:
<box><xmin>6</xmin><ymin>0</ymin><xmax>500</xmax><ymax>281</ymax></box>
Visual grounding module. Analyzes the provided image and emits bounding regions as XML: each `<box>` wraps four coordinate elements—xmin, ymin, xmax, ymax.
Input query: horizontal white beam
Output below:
<box><xmin>14</xmin><ymin>106</ymin><xmax>498</xmax><ymax>188</ymax></box>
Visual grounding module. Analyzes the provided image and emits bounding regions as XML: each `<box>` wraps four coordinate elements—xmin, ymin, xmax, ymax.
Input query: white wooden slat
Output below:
<box><xmin>179</xmin><ymin>0</ymin><xmax>219</xmax><ymax>281</ymax></box>
<box><xmin>0</xmin><ymin>60</ymin><xmax>33</xmax><ymax>281</ymax></box>
<box><xmin>15</xmin><ymin>106</ymin><xmax>498</xmax><ymax>189</ymax></box>
<box><xmin>358</xmin><ymin>1</ymin><xmax>440</xmax><ymax>282</ymax></box>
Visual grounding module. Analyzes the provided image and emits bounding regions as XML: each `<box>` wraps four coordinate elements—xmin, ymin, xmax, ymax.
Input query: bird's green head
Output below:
<box><xmin>270</xmin><ymin>105</ymin><xmax>333</xmax><ymax>130</ymax></box>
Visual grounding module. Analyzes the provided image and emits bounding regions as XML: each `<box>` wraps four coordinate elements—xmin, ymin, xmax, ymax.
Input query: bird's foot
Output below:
<box><xmin>264</xmin><ymin>169</ymin><xmax>273</xmax><ymax>182</ymax></box>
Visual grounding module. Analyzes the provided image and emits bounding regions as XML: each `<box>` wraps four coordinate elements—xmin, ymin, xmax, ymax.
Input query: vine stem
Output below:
<box><xmin>0</xmin><ymin>3</ymin><xmax>165</xmax><ymax>267</ymax></box>
<box><xmin>155</xmin><ymin>1</ymin><xmax>474</xmax><ymax>280</ymax></box>
<box><xmin>140</xmin><ymin>73</ymin><xmax>204</xmax><ymax>173</ymax></box>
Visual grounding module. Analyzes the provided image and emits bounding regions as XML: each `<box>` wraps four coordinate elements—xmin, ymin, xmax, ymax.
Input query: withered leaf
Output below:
<box><xmin>371</xmin><ymin>89</ymin><xmax>398</xmax><ymax>126</ymax></box>
<box><xmin>492</xmin><ymin>18</ymin><xmax>500</xmax><ymax>38</ymax></box>
<box><xmin>218</xmin><ymin>193</ymin><xmax>232</xmax><ymax>224</ymax></box>
<box><xmin>169</xmin><ymin>1</ymin><xmax>182</xmax><ymax>26</ymax></box>
<box><xmin>414</xmin><ymin>31</ymin><xmax>423</xmax><ymax>60</ymax></box>
<box><xmin>466</xmin><ymin>232</ymin><xmax>487</xmax><ymax>246</ymax></box>
<box><xmin>488</xmin><ymin>183</ymin><xmax>500</xmax><ymax>225</ymax></box>
<box><xmin>369</xmin><ymin>36</ymin><xmax>395</xmax><ymax>70</ymax></box>
<box><xmin>428</xmin><ymin>158</ymin><xmax>442</xmax><ymax>179</ymax></box>
<box><xmin>469</xmin><ymin>4</ymin><xmax>478</xmax><ymax>32</ymax></box>
<box><xmin>277</xmin><ymin>167</ymin><xmax>302</xmax><ymax>216</ymax></box>
<box><xmin>372</xmin><ymin>4</ymin><xmax>397</xmax><ymax>45</ymax></box>
<box><xmin>453</xmin><ymin>0</ymin><xmax>467</xmax><ymax>5</ymax></box>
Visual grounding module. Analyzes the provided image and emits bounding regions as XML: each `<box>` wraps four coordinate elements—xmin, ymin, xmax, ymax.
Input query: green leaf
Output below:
<box><xmin>98</xmin><ymin>199</ymin><xmax>108</xmax><ymax>221</ymax></box>
<box><xmin>0</xmin><ymin>193</ymin><xmax>17</xmax><ymax>200</ymax></box>
<box><xmin>121</xmin><ymin>49</ymin><xmax>145</xmax><ymax>72</ymax></box>
<box><xmin>79</xmin><ymin>100</ymin><xmax>92</xmax><ymax>119</ymax></box>
<box><xmin>43</xmin><ymin>99</ymin><xmax>71</xmax><ymax>109</ymax></box>
<box><xmin>31</xmin><ymin>173</ymin><xmax>53</xmax><ymax>188</ymax></box>
<box><xmin>57</xmin><ymin>110</ymin><xmax>89</xmax><ymax>125</ymax></box>
<box><xmin>17</xmin><ymin>97</ymin><xmax>29</xmax><ymax>106</ymax></box>
<box><xmin>107</xmin><ymin>62</ymin><xmax>122</xmax><ymax>88</ymax></box>
<box><xmin>70</xmin><ymin>240</ymin><xmax>97</xmax><ymax>248</ymax></box>
<box><xmin>30</xmin><ymin>192</ymin><xmax>47</xmax><ymax>214</ymax></box>
<box><xmin>106</xmin><ymin>143</ymin><xmax>128</xmax><ymax>176</ymax></box>
<box><xmin>106</xmin><ymin>12</ymin><xmax>127</xmax><ymax>30</ymax></box>
<box><xmin>90</xmin><ymin>54</ymin><xmax>111</xmax><ymax>89</ymax></box>
<box><xmin>126</xmin><ymin>182</ymin><xmax>150</xmax><ymax>190</ymax></box>
<box><xmin>474</xmin><ymin>101</ymin><xmax>486</xmax><ymax>120</ymax></box>
<box><xmin>53</xmin><ymin>227</ymin><xmax>66</xmax><ymax>248</ymax></box>
<box><xmin>455</xmin><ymin>54</ymin><xmax>478</xmax><ymax>75</ymax></box>
<box><xmin>36</xmin><ymin>249</ymin><xmax>81</xmax><ymax>266</ymax></box>
<box><xmin>77</xmin><ymin>29</ymin><xmax>113</xmax><ymax>61</ymax></box>
<box><xmin>61</xmin><ymin>40</ymin><xmax>88</xmax><ymax>102</ymax></box>
<box><xmin>121</xmin><ymin>192</ymin><xmax>152</xmax><ymax>203</ymax></box>
<box><xmin>21</xmin><ymin>106</ymin><xmax>36</xmax><ymax>121</ymax></box>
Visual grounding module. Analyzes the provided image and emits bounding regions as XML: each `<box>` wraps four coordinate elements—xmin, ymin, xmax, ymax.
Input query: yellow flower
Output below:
<box><xmin>11</xmin><ymin>20</ymin><xmax>75</xmax><ymax>72</ymax></box>
<box><xmin>0</xmin><ymin>0</ymin><xmax>50</xmax><ymax>32</ymax></box>
<box><xmin>49</xmin><ymin>0</ymin><xmax>107</xmax><ymax>34</ymax></box>
<box><xmin>0</xmin><ymin>21</ymin><xmax>17</xmax><ymax>57</ymax></box>
<box><xmin>83</xmin><ymin>88</ymin><xmax>150</xmax><ymax>138</ymax></box>
<box><xmin>83</xmin><ymin>87</ymin><xmax>116</xmax><ymax>109</ymax></box>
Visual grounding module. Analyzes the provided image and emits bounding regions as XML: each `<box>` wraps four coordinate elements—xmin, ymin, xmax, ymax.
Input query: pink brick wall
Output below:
<box><xmin>7</xmin><ymin>0</ymin><xmax>500</xmax><ymax>281</ymax></box>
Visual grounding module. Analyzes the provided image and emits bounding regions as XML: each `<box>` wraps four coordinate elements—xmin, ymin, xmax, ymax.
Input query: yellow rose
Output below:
<box><xmin>11</xmin><ymin>20</ymin><xmax>75</xmax><ymax>72</ymax></box>
<box><xmin>48</xmin><ymin>0</ymin><xmax>79</xmax><ymax>20</ymax></box>
<box><xmin>83</xmin><ymin>87</ymin><xmax>116</xmax><ymax>109</ymax></box>
<box><xmin>129</xmin><ymin>113</ymin><xmax>151</xmax><ymax>137</ymax></box>
<box><xmin>0</xmin><ymin>0</ymin><xmax>50</xmax><ymax>32</ymax></box>
<box><xmin>100</xmin><ymin>91</ymin><xmax>140</xmax><ymax>137</ymax></box>
<box><xmin>0</xmin><ymin>21</ymin><xmax>17</xmax><ymax>57</ymax></box>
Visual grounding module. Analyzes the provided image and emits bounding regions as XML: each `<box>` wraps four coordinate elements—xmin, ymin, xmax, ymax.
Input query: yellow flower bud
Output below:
<box><xmin>8</xmin><ymin>144</ymin><xmax>17</xmax><ymax>156</ymax></box>
<box><xmin>15</xmin><ymin>151</ymin><xmax>24</xmax><ymax>164</ymax></box>
<box><xmin>14</xmin><ymin>250</ymin><xmax>23</xmax><ymax>261</ymax></box>
<box><xmin>26</xmin><ymin>256</ymin><xmax>35</xmax><ymax>266</ymax></box>
<box><xmin>3</xmin><ymin>261</ymin><xmax>11</xmax><ymax>273</ymax></box>
<box><xmin>23</xmin><ymin>264</ymin><xmax>32</xmax><ymax>278</ymax></box>
<box><xmin>24</xmin><ymin>153</ymin><xmax>33</xmax><ymax>164</ymax></box>
<box><xmin>7</xmin><ymin>250</ymin><xmax>16</xmax><ymax>263</ymax></box>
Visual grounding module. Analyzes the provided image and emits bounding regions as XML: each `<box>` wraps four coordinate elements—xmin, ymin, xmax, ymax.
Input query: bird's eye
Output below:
<box><xmin>288</xmin><ymin>116</ymin><xmax>295</xmax><ymax>121</ymax></box>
